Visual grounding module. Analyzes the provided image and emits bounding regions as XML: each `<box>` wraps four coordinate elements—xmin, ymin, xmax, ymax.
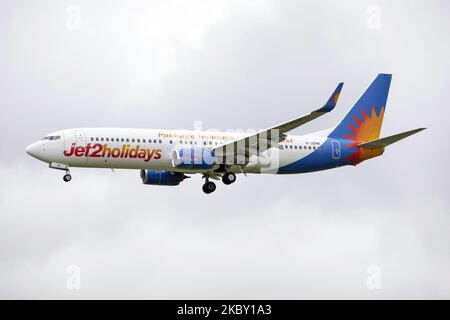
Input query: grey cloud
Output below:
<box><xmin>0</xmin><ymin>0</ymin><xmax>449</xmax><ymax>298</ymax></box>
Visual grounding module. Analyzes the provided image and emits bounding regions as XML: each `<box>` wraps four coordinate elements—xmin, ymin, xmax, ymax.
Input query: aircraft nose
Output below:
<box><xmin>25</xmin><ymin>142</ymin><xmax>42</xmax><ymax>159</ymax></box>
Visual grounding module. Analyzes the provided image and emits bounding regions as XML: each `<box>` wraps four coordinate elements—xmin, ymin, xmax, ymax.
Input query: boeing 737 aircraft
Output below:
<box><xmin>26</xmin><ymin>74</ymin><xmax>424</xmax><ymax>193</ymax></box>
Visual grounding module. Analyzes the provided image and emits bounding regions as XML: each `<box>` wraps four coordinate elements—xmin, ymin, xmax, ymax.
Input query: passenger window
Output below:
<box><xmin>153</xmin><ymin>139</ymin><xmax>157</xmax><ymax>143</ymax></box>
<box><xmin>170</xmin><ymin>140</ymin><xmax>173</xmax><ymax>144</ymax></box>
<box><xmin>106</xmin><ymin>138</ymin><xmax>109</xmax><ymax>142</ymax></box>
<box><xmin>49</xmin><ymin>136</ymin><xmax>54</xmax><ymax>140</ymax></box>
<box><xmin>159</xmin><ymin>139</ymin><xmax>162</xmax><ymax>143</ymax></box>
<box><xmin>294</xmin><ymin>145</ymin><xmax>297</xmax><ymax>149</ymax></box>
<box><xmin>126</xmin><ymin>138</ymin><xmax>129</xmax><ymax>142</ymax></box>
<box><xmin>137</xmin><ymin>139</ymin><xmax>140</xmax><ymax>143</ymax></box>
<box><xmin>308</xmin><ymin>146</ymin><xmax>311</xmax><ymax>150</ymax></box>
<box><xmin>121</xmin><ymin>138</ymin><xmax>124</xmax><ymax>142</ymax></box>
<box><xmin>290</xmin><ymin>145</ymin><xmax>293</xmax><ymax>149</ymax></box>
<box><xmin>143</xmin><ymin>139</ymin><xmax>146</xmax><ymax>143</ymax></box>
<box><xmin>90</xmin><ymin>137</ymin><xmax>94</xmax><ymax>141</ymax></box>
<box><xmin>203</xmin><ymin>142</ymin><xmax>207</xmax><ymax>145</ymax></box>
<box><xmin>132</xmin><ymin>139</ymin><xmax>135</xmax><ymax>143</ymax></box>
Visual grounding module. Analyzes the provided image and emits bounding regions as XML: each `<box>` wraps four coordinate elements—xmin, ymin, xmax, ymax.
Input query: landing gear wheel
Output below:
<box><xmin>222</xmin><ymin>172</ymin><xmax>236</xmax><ymax>185</ymax></box>
<box><xmin>63</xmin><ymin>174</ymin><xmax>72</xmax><ymax>182</ymax></box>
<box><xmin>202</xmin><ymin>181</ymin><xmax>216</xmax><ymax>194</ymax></box>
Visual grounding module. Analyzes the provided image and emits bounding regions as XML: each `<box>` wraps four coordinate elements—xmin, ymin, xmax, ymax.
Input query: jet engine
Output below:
<box><xmin>140</xmin><ymin>170</ymin><xmax>188</xmax><ymax>186</ymax></box>
<box><xmin>171</xmin><ymin>148</ymin><xmax>215</xmax><ymax>169</ymax></box>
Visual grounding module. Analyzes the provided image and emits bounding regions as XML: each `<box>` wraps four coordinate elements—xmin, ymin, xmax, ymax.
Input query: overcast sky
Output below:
<box><xmin>0</xmin><ymin>0</ymin><xmax>449</xmax><ymax>299</ymax></box>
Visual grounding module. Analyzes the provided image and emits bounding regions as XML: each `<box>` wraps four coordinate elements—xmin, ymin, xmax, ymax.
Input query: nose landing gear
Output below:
<box><xmin>63</xmin><ymin>173</ymin><xmax>72</xmax><ymax>182</ymax></box>
<box><xmin>49</xmin><ymin>163</ymin><xmax>72</xmax><ymax>182</ymax></box>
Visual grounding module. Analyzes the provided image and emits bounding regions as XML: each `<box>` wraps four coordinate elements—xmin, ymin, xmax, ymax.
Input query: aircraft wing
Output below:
<box><xmin>213</xmin><ymin>82</ymin><xmax>343</xmax><ymax>159</ymax></box>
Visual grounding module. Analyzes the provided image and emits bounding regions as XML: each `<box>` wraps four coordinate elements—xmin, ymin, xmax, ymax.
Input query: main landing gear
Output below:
<box><xmin>202</xmin><ymin>181</ymin><xmax>216</xmax><ymax>194</ymax></box>
<box><xmin>202</xmin><ymin>175</ymin><xmax>216</xmax><ymax>194</ymax></box>
<box><xmin>202</xmin><ymin>172</ymin><xmax>237</xmax><ymax>194</ymax></box>
<box><xmin>222</xmin><ymin>172</ymin><xmax>236</xmax><ymax>185</ymax></box>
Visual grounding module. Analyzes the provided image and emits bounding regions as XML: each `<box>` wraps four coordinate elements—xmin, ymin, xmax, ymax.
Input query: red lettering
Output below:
<box><xmin>90</xmin><ymin>144</ymin><xmax>103</xmax><ymax>157</ymax></box>
<box><xmin>138</xmin><ymin>149</ymin><xmax>146</xmax><ymax>159</ymax></box>
<box><xmin>102</xmin><ymin>144</ymin><xmax>111</xmax><ymax>157</ymax></box>
<box><xmin>129</xmin><ymin>145</ymin><xmax>139</xmax><ymax>158</ymax></box>
<box><xmin>84</xmin><ymin>143</ymin><xmax>92</xmax><ymax>156</ymax></box>
<box><xmin>75</xmin><ymin>146</ymin><xmax>85</xmax><ymax>157</ymax></box>
<box><xmin>111</xmin><ymin>148</ymin><xmax>121</xmax><ymax>158</ymax></box>
<box><xmin>63</xmin><ymin>143</ymin><xmax>76</xmax><ymax>157</ymax></box>
<box><xmin>145</xmin><ymin>149</ymin><xmax>155</xmax><ymax>162</ymax></box>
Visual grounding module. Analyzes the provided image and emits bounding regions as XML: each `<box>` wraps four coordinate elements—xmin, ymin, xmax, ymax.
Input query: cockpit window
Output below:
<box><xmin>41</xmin><ymin>135</ymin><xmax>61</xmax><ymax>141</ymax></box>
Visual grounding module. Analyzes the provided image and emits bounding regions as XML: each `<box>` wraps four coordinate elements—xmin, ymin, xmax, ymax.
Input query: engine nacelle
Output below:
<box><xmin>140</xmin><ymin>170</ymin><xmax>188</xmax><ymax>186</ymax></box>
<box><xmin>171</xmin><ymin>148</ymin><xmax>215</xmax><ymax>169</ymax></box>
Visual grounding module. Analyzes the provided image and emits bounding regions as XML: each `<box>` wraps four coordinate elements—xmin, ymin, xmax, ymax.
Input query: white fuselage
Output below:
<box><xmin>25</xmin><ymin>128</ymin><xmax>327</xmax><ymax>174</ymax></box>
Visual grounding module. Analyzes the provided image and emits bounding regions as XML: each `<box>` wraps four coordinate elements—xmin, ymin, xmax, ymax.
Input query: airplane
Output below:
<box><xmin>25</xmin><ymin>74</ymin><xmax>425</xmax><ymax>194</ymax></box>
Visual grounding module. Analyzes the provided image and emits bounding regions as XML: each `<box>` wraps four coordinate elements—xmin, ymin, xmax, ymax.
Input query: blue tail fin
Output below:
<box><xmin>328</xmin><ymin>74</ymin><xmax>392</xmax><ymax>142</ymax></box>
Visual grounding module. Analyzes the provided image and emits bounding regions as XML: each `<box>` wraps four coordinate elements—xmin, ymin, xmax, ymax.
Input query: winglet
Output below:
<box><xmin>317</xmin><ymin>82</ymin><xmax>344</xmax><ymax>112</ymax></box>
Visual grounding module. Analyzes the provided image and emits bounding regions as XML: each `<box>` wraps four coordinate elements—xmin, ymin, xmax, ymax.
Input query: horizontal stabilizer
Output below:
<box><xmin>359</xmin><ymin>128</ymin><xmax>426</xmax><ymax>149</ymax></box>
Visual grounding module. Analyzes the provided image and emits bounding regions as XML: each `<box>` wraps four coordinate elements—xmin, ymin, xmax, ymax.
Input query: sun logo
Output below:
<box><xmin>344</xmin><ymin>105</ymin><xmax>385</xmax><ymax>143</ymax></box>
<box><xmin>344</xmin><ymin>105</ymin><xmax>385</xmax><ymax>164</ymax></box>
<box><xmin>332</xmin><ymin>92</ymin><xmax>340</xmax><ymax>106</ymax></box>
